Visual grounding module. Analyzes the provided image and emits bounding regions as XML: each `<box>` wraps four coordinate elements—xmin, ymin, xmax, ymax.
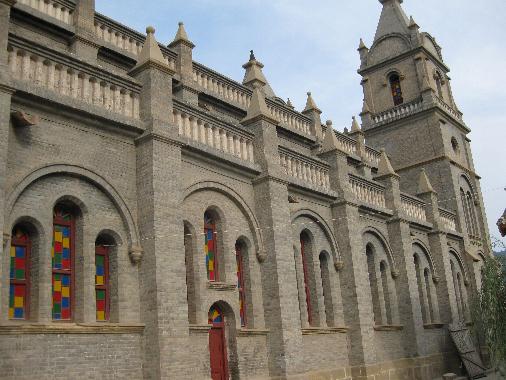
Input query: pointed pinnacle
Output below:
<box><xmin>418</xmin><ymin>169</ymin><xmax>435</xmax><ymax>194</ymax></box>
<box><xmin>409</xmin><ymin>16</ymin><xmax>419</xmax><ymax>29</ymax></box>
<box><xmin>131</xmin><ymin>26</ymin><xmax>167</xmax><ymax>70</ymax></box>
<box><xmin>303</xmin><ymin>91</ymin><xmax>321</xmax><ymax>113</ymax></box>
<box><xmin>361</xmin><ymin>99</ymin><xmax>371</xmax><ymax>114</ymax></box>
<box><xmin>358</xmin><ymin>38</ymin><xmax>368</xmax><ymax>50</ymax></box>
<box><xmin>351</xmin><ymin>116</ymin><xmax>362</xmax><ymax>133</ymax></box>
<box><xmin>377</xmin><ymin>149</ymin><xmax>398</xmax><ymax>177</ymax></box>
<box><xmin>322</xmin><ymin>120</ymin><xmax>341</xmax><ymax>152</ymax></box>
<box><xmin>286</xmin><ymin>98</ymin><xmax>294</xmax><ymax>109</ymax></box>
<box><xmin>169</xmin><ymin>21</ymin><xmax>195</xmax><ymax>48</ymax></box>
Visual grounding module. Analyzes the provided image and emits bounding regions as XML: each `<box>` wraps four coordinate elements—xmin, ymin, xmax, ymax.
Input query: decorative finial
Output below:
<box><xmin>178</xmin><ymin>21</ymin><xmax>184</xmax><ymax>26</ymax></box>
<box><xmin>146</xmin><ymin>26</ymin><xmax>155</xmax><ymax>34</ymax></box>
<box><xmin>307</xmin><ymin>91</ymin><xmax>311</xmax><ymax>96</ymax></box>
<box><xmin>250</xmin><ymin>50</ymin><xmax>256</xmax><ymax>61</ymax></box>
<box><xmin>286</xmin><ymin>98</ymin><xmax>294</xmax><ymax>108</ymax></box>
<box><xmin>326</xmin><ymin>120</ymin><xmax>332</xmax><ymax>127</ymax></box>
<box><xmin>358</xmin><ymin>38</ymin><xmax>367</xmax><ymax>50</ymax></box>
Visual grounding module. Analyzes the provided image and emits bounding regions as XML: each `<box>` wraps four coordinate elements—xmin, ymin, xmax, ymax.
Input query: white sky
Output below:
<box><xmin>96</xmin><ymin>0</ymin><xmax>506</xmax><ymax>251</ymax></box>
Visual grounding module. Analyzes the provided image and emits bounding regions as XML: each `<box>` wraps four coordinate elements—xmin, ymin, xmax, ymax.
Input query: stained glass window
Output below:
<box><xmin>236</xmin><ymin>244</ymin><xmax>246</xmax><ymax>327</ymax></box>
<box><xmin>95</xmin><ymin>245</ymin><xmax>109</xmax><ymax>321</ymax></box>
<box><xmin>205</xmin><ymin>212</ymin><xmax>218</xmax><ymax>281</ymax></box>
<box><xmin>209</xmin><ymin>305</ymin><xmax>223</xmax><ymax>324</ymax></box>
<box><xmin>389</xmin><ymin>73</ymin><xmax>404</xmax><ymax>106</ymax></box>
<box><xmin>52</xmin><ymin>206</ymin><xmax>73</xmax><ymax>320</ymax></box>
<box><xmin>9</xmin><ymin>228</ymin><xmax>30</xmax><ymax>320</ymax></box>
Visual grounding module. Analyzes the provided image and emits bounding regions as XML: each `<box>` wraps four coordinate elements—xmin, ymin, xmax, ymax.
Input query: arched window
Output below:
<box><xmin>235</xmin><ymin>243</ymin><xmax>246</xmax><ymax>327</ymax></box>
<box><xmin>52</xmin><ymin>205</ymin><xmax>74</xmax><ymax>321</ymax></box>
<box><xmin>319</xmin><ymin>251</ymin><xmax>334</xmax><ymax>327</ymax></box>
<box><xmin>204</xmin><ymin>211</ymin><xmax>218</xmax><ymax>281</ymax></box>
<box><xmin>380</xmin><ymin>261</ymin><xmax>393</xmax><ymax>325</ymax></box>
<box><xmin>389</xmin><ymin>73</ymin><xmax>404</xmax><ymax>106</ymax></box>
<box><xmin>424</xmin><ymin>268</ymin><xmax>435</xmax><ymax>322</ymax></box>
<box><xmin>460</xmin><ymin>177</ymin><xmax>480</xmax><ymax>238</ymax></box>
<box><xmin>366</xmin><ymin>244</ymin><xmax>381</xmax><ymax>325</ymax></box>
<box><xmin>450</xmin><ymin>253</ymin><xmax>469</xmax><ymax>322</ymax></box>
<box><xmin>95</xmin><ymin>239</ymin><xmax>110</xmax><ymax>322</ymax></box>
<box><xmin>435</xmin><ymin>72</ymin><xmax>444</xmax><ymax>98</ymax></box>
<box><xmin>300</xmin><ymin>232</ymin><xmax>313</xmax><ymax>325</ymax></box>
<box><xmin>9</xmin><ymin>227</ymin><xmax>30</xmax><ymax>320</ymax></box>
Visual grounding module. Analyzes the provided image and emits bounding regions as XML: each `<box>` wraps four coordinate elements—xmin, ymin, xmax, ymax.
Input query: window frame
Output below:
<box><xmin>300</xmin><ymin>238</ymin><xmax>313</xmax><ymax>325</ymax></box>
<box><xmin>95</xmin><ymin>244</ymin><xmax>110</xmax><ymax>322</ymax></box>
<box><xmin>52</xmin><ymin>207</ymin><xmax>75</xmax><ymax>321</ymax></box>
<box><xmin>235</xmin><ymin>243</ymin><xmax>247</xmax><ymax>327</ymax></box>
<box><xmin>204</xmin><ymin>212</ymin><xmax>219</xmax><ymax>282</ymax></box>
<box><xmin>389</xmin><ymin>73</ymin><xmax>404</xmax><ymax>106</ymax></box>
<box><xmin>9</xmin><ymin>229</ymin><xmax>31</xmax><ymax>320</ymax></box>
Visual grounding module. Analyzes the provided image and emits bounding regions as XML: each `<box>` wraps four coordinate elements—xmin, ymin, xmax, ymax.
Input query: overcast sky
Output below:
<box><xmin>96</xmin><ymin>0</ymin><xmax>506</xmax><ymax>250</ymax></box>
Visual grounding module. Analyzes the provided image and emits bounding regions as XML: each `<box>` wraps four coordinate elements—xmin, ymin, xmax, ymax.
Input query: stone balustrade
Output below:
<box><xmin>94</xmin><ymin>19</ymin><xmax>176</xmax><ymax>69</ymax></box>
<box><xmin>372</xmin><ymin>97</ymin><xmax>423</xmax><ymax>125</ymax></box>
<box><xmin>7</xmin><ymin>45</ymin><xmax>141</xmax><ymax>119</ymax></box>
<box><xmin>335</xmin><ymin>133</ymin><xmax>358</xmax><ymax>156</ymax></box>
<box><xmin>401</xmin><ymin>194</ymin><xmax>427</xmax><ymax>222</ymax></box>
<box><xmin>173</xmin><ymin>109</ymin><xmax>255</xmax><ymax>163</ymax></box>
<box><xmin>279</xmin><ymin>151</ymin><xmax>330</xmax><ymax>190</ymax></box>
<box><xmin>435</xmin><ymin>96</ymin><xmax>463</xmax><ymax>121</ymax></box>
<box><xmin>349</xmin><ymin>175</ymin><xmax>386</xmax><ymax>209</ymax></box>
<box><xmin>267</xmin><ymin>104</ymin><xmax>312</xmax><ymax>136</ymax></box>
<box><xmin>94</xmin><ymin>20</ymin><xmax>144</xmax><ymax>56</ymax></box>
<box><xmin>192</xmin><ymin>67</ymin><xmax>251</xmax><ymax>108</ymax></box>
<box><xmin>365</xmin><ymin>147</ymin><xmax>381</xmax><ymax>166</ymax></box>
<box><xmin>16</xmin><ymin>0</ymin><xmax>74</xmax><ymax>24</ymax></box>
<box><xmin>439</xmin><ymin>208</ymin><xmax>457</xmax><ymax>232</ymax></box>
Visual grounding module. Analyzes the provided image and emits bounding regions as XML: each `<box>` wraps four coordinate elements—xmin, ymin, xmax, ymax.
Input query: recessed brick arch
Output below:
<box><xmin>5</xmin><ymin>164</ymin><xmax>139</xmax><ymax>248</ymax></box>
<box><xmin>184</xmin><ymin>181</ymin><xmax>265</xmax><ymax>262</ymax></box>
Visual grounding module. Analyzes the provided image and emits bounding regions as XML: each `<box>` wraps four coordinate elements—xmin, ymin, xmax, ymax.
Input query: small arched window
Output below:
<box><xmin>235</xmin><ymin>243</ymin><xmax>246</xmax><ymax>327</ymax></box>
<box><xmin>52</xmin><ymin>205</ymin><xmax>75</xmax><ymax>321</ymax></box>
<box><xmin>95</xmin><ymin>238</ymin><xmax>110</xmax><ymax>322</ymax></box>
<box><xmin>389</xmin><ymin>73</ymin><xmax>404</xmax><ymax>106</ymax></box>
<box><xmin>300</xmin><ymin>232</ymin><xmax>313</xmax><ymax>325</ymax></box>
<box><xmin>204</xmin><ymin>211</ymin><xmax>218</xmax><ymax>281</ymax></box>
<box><xmin>9</xmin><ymin>227</ymin><xmax>31</xmax><ymax>320</ymax></box>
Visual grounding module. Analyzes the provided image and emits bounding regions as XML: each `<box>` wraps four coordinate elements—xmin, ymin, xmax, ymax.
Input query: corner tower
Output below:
<box><xmin>358</xmin><ymin>0</ymin><xmax>491</xmax><ymax>257</ymax></box>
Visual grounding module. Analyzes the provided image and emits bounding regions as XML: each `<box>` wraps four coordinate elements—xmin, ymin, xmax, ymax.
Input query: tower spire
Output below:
<box><xmin>374</xmin><ymin>0</ymin><xmax>410</xmax><ymax>43</ymax></box>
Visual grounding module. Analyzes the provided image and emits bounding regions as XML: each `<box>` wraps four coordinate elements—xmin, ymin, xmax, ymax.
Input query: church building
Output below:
<box><xmin>0</xmin><ymin>0</ymin><xmax>491</xmax><ymax>378</ymax></box>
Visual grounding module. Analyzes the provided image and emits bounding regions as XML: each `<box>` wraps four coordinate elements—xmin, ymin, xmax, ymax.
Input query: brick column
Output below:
<box><xmin>71</xmin><ymin>0</ymin><xmax>100</xmax><ymax>64</ymax></box>
<box><xmin>418</xmin><ymin>186</ymin><xmax>459</xmax><ymax>324</ymax></box>
<box><xmin>242</xmin><ymin>85</ymin><xmax>305</xmax><ymax>377</ymax></box>
<box><xmin>319</xmin><ymin>130</ymin><xmax>377</xmax><ymax>367</ymax></box>
<box><xmin>0</xmin><ymin>0</ymin><xmax>16</xmax><ymax>323</ymax></box>
<box><xmin>129</xmin><ymin>28</ymin><xmax>192</xmax><ymax>379</ymax></box>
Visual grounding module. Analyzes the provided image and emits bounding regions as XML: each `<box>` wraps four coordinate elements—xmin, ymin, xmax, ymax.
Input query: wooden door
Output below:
<box><xmin>209</xmin><ymin>325</ymin><xmax>228</xmax><ymax>380</ymax></box>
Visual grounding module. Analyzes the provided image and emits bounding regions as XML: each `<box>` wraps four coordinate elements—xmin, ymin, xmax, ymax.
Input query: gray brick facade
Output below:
<box><xmin>0</xmin><ymin>0</ymin><xmax>491</xmax><ymax>379</ymax></box>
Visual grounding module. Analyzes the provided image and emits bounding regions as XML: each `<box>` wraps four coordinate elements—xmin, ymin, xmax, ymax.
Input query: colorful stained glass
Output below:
<box><xmin>205</xmin><ymin>213</ymin><xmax>217</xmax><ymax>281</ymax></box>
<box><xmin>52</xmin><ymin>273</ymin><xmax>71</xmax><ymax>320</ymax></box>
<box><xmin>52</xmin><ymin>206</ymin><xmax>73</xmax><ymax>321</ymax></box>
<box><xmin>95</xmin><ymin>246</ymin><xmax>109</xmax><ymax>322</ymax></box>
<box><xmin>236</xmin><ymin>246</ymin><xmax>246</xmax><ymax>327</ymax></box>
<box><xmin>9</xmin><ymin>230</ymin><xmax>29</xmax><ymax>320</ymax></box>
<box><xmin>390</xmin><ymin>74</ymin><xmax>404</xmax><ymax>106</ymax></box>
<box><xmin>52</xmin><ymin>225</ymin><xmax>71</xmax><ymax>271</ymax></box>
<box><xmin>209</xmin><ymin>305</ymin><xmax>223</xmax><ymax>324</ymax></box>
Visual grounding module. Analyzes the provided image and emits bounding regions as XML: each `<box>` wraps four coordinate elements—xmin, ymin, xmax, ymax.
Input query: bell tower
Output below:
<box><xmin>358</xmin><ymin>0</ymin><xmax>491</xmax><ymax>258</ymax></box>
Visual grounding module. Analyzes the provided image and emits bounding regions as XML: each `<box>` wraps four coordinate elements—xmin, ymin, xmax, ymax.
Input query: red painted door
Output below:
<box><xmin>209</xmin><ymin>326</ymin><xmax>228</xmax><ymax>380</ymax></box>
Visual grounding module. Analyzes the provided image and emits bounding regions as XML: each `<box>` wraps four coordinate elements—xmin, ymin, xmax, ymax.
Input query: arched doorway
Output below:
<box><xmin>209</xmin><ymin>304</ymin><xmax>228</xmax><ymax>380</ymax></box>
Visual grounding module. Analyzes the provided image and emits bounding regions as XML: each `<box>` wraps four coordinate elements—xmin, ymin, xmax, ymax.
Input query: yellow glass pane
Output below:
<box><xmin>97</xmin><ymin>310</ymin><xmax>105</xmax><ymax>321</ymax></box>
<box><xmin>96</xmin><ymin>276</ymin><xmax>104</xmax><ymax>286</ymax></box>
<box><xmin>14</xmin><ymin>296</ymin><xmax>24</xmax><ymax>308</ymax></box>
<box><xmin>53</xmin><ymin>281</ymin><xmax>61</xmax><ymax>292</ymax></box>
<box><xmin>204</xmin><ymin>245</ymin><xmax>208</xmax><ymax>254</ymax></box>
<box><xmin>63</xmin><ymin>238</ymin><xmax>70</xmax><ymax>248</ymax></box>
<box><xmin>8</xmin><ymin>308</ymin><xmax>14</xmax><ymax>319</ymax></box>
<box><xmin>208</xmin><ymin>261</ymin><xmax>214</xmax><ymax>271</ymax></box>
<box><xmin>54</xmin><ymin>232</ymin><xmax>63</xmax><ymax>242</ymax></box>
<box><xmin>61</xmin><ymin>286</ymin><xmax>70</xmax><ymax>298</ymax></box>
<box><xmin>10</xmin><ymin>246</ymin><xmax>15</xmax><ymax>257</ymax></box>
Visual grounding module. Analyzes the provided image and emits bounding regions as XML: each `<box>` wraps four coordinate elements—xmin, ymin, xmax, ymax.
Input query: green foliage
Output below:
<box><xmin>472</xmin><ymin>256</ymin><xmax>506</xmax><ymax>369</ymax></box>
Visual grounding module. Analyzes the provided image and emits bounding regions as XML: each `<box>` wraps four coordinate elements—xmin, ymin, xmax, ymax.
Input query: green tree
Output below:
<box><xmin>473</xmin><ymin>255</ymin><xmax>506</xmax><ymax>373</ymax></box>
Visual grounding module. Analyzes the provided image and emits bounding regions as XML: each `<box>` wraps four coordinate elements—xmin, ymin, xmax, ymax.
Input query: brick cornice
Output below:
<box><xmin>0</xmin><ymin>323</ymin><xmax>145</xmax><ymax>334</ymax></box>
